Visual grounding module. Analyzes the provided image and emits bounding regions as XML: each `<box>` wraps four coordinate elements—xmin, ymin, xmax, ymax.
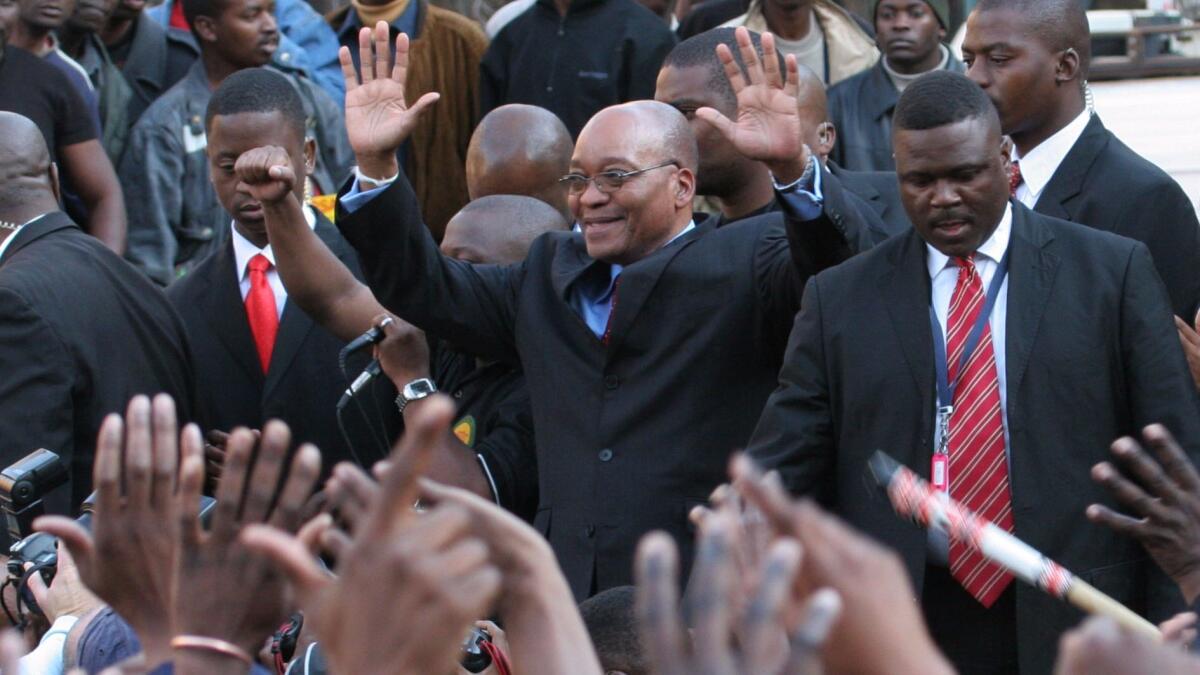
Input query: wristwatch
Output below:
<box><xmin>395</xmin><ymin>378</ymin><xmax>437</xmax><ymax>414</ymax></box>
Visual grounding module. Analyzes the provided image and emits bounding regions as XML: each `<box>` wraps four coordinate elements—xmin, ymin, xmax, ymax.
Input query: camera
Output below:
<box><xmin>0</xmin><ymin>448</ymin><xmax>68</xmax><ymax>547</ymax></box>
<box><xmin>460</xmin><ymin>626</ymin><xmax>493</xmax><ymax>673</ymax></box>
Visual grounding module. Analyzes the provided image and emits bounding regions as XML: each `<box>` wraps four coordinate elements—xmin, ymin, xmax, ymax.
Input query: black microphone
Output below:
<box><xmin>342</xmin><ymin>325</ymin><xmax>385</xmax><ymax>356</ymax></box>
<box><xmin>337</xmin><ymin>359</ymin><xmax>381</xmax><ymax>409</ymax></box>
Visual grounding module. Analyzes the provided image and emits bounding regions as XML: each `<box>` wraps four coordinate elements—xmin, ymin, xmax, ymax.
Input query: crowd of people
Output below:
<box><xmin>1</xmin><ymin>0</ymin><xmax>1199</xmax><ymax>672</ymax></box>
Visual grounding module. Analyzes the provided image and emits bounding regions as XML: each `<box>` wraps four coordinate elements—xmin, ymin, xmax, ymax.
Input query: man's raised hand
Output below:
<box><xmin>340</xmin><ymin>22</ymin><xmax>441</xmax><ymax>178</ymax></box>
<box><xmin>694</xmin><ymin>27</ymin><xmax>811</xmax><ymax>183</ymax></box>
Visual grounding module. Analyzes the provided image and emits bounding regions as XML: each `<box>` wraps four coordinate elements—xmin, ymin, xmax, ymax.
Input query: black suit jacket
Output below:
<box><xmin>167</xmin><ymin>215</ymin><xmax>397</xmax><ymax>474</ymax></box>
<box><xmin>337</xmin><ymin>168</ymin><xmax>880</xmax><ymax>598</ymax></box>
<box><xmin>829</xmin><ymin>162</ymin><xmax>910</xmax><ymax>237</ymax></box>
<box><xmin>0</xmin><ymin>212</ymin><xmax>195</xmax><ymax>511</ymax></box>
<box><xmin>747</xmin><ymin>203</ymin><xmax>1200</xmax><ymax>673</ymax></box>
<box><xmin>1035</xmin><ymin>115</ymin><xmax>1200</xmax><ymax>319</ymax></box>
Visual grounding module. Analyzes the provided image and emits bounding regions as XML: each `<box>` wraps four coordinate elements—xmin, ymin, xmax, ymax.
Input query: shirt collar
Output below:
<box><xmin>599</xmin><ymin>219</ymin><xmax>696</xmax><ymax>299</ymax></box>
<box><xmin>926</xmin><ymin>202</ymin><xmax>1013</xmax><ymax>279</ymax></box>
<box><xmin>0</xmin><ymin>212</ymin><xmax>50</xmax><ymax>262</ymax></box>
<box><xmin>1010</xmin><ymin>108</ymin><xmax>1092</xmax><ymax>201</ymax></box>
<box><xmin>231</xmin><ymin>205</ymin><xmax>317</xmax><ymax>283</ymax></box>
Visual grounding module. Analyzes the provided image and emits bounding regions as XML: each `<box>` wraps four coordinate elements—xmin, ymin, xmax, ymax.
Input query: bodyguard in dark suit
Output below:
<box><xmin>964</xmin><ymin>0</ymin><xmax>1200</xmax><ymax>320</ymax></box>
<box><xmin>0</xmin><ymin>112</ymin><xmax>195</xmax><ymax>512</ymax></box>
<box><xmin>747</xmin><ymin>72</ymin><xmax>1200</xmax><ymax>674</ymax></box>
<box><xmin>315</xmin><ymin>26</ymin><xmax>878</xmax><ymax>599</ymax></box>
<box><xmin>168</xmin><ymin>69</ymin><xmax>395</xmax><ymax>474</ymax></box>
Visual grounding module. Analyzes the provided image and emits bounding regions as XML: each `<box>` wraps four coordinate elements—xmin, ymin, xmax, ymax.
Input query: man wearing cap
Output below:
<box><xmin>827</xmin><ymin>0</ymin><xmax>961</xmax><ymax>171</ymax></box>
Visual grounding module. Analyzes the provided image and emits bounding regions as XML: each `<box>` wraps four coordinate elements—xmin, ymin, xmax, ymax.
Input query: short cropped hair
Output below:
<box><xmin>974</xmin><ymin>0</ymin><xmax>1091</xmax><ymax>74</ymax></box>
<box><xmin>579</xmin><ymin>586</ymin><xmax>649</xmax><ymax>675</ymax></box>
<box><xmin>662</xmin><ymin>28</ymin><xmax>787</xmax><ymax>107</ymax></box>
<box><xmin>893</xmin><ymin>70</ymin><xmax>999</xmax><ymax>132</ymax></box>
<box><xmin>205</xmin><ymin>68</ymin><xmax>307</xmax><ymax>141</ymax></box>
<box><xmin>180</xmin><ymin>0</ymin><xmax>225</xmax><ymax>34</ymax></box>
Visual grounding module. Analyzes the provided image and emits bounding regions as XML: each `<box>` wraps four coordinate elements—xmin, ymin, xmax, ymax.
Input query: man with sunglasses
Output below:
<box><xmin>255</xmin><ymin>24</ymin><xmax>882</xmax><ymax>600</ymax></box>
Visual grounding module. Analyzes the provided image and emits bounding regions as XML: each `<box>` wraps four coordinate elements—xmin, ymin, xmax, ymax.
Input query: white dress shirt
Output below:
<box><xmin>230</xmin><ymin>205</ymin><xmax>317</xmax><ymax>320</ymax></box>
<box><xmin>927</xmin><ymin>202</ymin><xmax>1014</xmax><ymax>453</ymax></box>
<box><xmin>1011</xmin><ymin>109</ymin><xmax>1092</xmax><ymax>209</ymax></box>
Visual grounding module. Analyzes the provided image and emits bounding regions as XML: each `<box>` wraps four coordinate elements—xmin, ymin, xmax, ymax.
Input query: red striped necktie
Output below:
<box><xmin>946</xmin><ymin>254</ymin><xmax>1014</xmax><ymax>607</ymax></box>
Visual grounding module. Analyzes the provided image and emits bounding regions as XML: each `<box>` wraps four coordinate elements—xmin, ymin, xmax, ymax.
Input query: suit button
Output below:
<box><xmin>585</xmin><ymin>524</ymin><xmax>595</xmax><ymax>538</ymax></box>
<box><xmin>598</xmin><ymin>448</ymin><xmax>613</xmax><ymax>462</ymax></box>
<box><xmin>453</xmin><ymin>390</ymin><xmax>463</xmax><ymax>399</ymax></box>
<box><xmin>604</xmin><ymin>375</ymin><xmax>619</xmax><ymax>390</ymax></box>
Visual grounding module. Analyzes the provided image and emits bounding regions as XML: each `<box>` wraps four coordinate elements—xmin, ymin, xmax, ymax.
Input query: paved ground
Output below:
<box><xmin>1091</xmin><ymin>76</ymin><xmax>1200</xmax><ymax>209</ymax></box>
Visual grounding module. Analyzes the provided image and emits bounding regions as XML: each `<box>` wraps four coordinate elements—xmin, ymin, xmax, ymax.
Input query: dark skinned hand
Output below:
<box><xmin>1088</xmin><ymin>424</ymin><xmax>1200</xmax><ymax>604</ymax></box>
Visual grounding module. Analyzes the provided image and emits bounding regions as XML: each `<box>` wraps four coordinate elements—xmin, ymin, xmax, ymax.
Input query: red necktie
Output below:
<box><xmin>601</xmin><ymin>275</ymin><xmax>621</xmax><ymax>346</ymax></box>
<box><xmin>946</xmin><ymin>255</ymin><xmax>1014</xmax><ymax>607</ymax></box>
<box><xmin>245</xmin><ymin>254</ymin><xmax>279</xmax><ymax>373</ymax></box>
<box><xmin>1009</xmin><ymin>161</ymin><xmax>1023</xmax><ymax>198</ymax></box>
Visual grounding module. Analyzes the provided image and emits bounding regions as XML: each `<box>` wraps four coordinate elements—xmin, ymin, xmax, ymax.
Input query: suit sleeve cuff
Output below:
<box><xmin>339</xmin><ymin>171</ymin><xmax>395</xmax><ymax>214</ymax></box>
<box><xmin>772</xmin><ymin>156</ymin><xmax>824</xmax><ymax>221</ymax></box>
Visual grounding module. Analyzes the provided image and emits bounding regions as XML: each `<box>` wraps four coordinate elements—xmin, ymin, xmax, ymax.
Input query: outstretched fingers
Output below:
<box><xmin>636</xmin><ymin>533</ymin><xmax>689</xmax><ymax>675</ymax></box>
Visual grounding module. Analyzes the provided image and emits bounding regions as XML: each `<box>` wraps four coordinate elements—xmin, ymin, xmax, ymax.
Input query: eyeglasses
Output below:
<box><xmin>558</xmin><ymin>161</ymin><xmax>678</xmax><ymax>196</ymax></box>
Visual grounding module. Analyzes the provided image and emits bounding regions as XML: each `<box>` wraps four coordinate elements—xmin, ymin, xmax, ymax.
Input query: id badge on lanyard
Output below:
<box><xmin>932</xmin><ymin>405</ymin><xmax>952</xmax><ymax>493</ymax></box>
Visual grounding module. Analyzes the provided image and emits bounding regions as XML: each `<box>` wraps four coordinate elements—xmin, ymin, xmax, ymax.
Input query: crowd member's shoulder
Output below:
<box><xmin>677</xmin><ymin>0</ymin><xmax>746</xmax><ymax>39</ymax></box>
<box><xmin>826</xmin><ymin>62</ymin><xmax>874</xmax><ymax>104</ymax></box>
<box><xmin>1</xmin><ymin>46</ymin><xmax>76</xmax><ymax>90</ymax></box>
<box><xmin>424</xmin><ymin>3</ymin><xmax>489</xmax><ymax>46</ymax></box>
<box><xmin>612</xmin><ymin>0</ymin><xmax>677</xmax><ymax>37</ymax></box>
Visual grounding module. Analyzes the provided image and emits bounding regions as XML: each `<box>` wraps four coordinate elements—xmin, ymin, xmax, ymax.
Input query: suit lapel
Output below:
<box><xmin>879</xmin><ymin>230</ymin><xmax>935</xmax><ymax>402</ymax></box>
<box><xmin>1034</xmin><ymin>115</ymin><xmax>1108</xmax><ymax>221</ymax></box>
<box><xmin>202</xmin><ymin>241</ymin><xmax>267</xmax><ymax>386</ymax></box>
<box><xmin>262</xmin><ymin>298</ymin><xmax>313</xmax><ymax>400</ymax></box>
<box><xmin>1004</xmin><ymin>205</ymin><xmax>1059</xmax><ymax>397</ymax></box>
<box><xmin>605</xmin><ymin>223</ymin><xmax>709</xmax><ymax>354</ymax></box>
<box><xmin>551</xmin><ymin>233</ymin><xmax>601</xmax><ymax>303</ymax></box>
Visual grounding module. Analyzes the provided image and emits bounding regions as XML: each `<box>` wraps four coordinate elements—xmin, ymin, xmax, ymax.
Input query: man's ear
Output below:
<box><xmin>48</xmin><ymin>162</ymin><xmax>61</xmax><ymax>205</ymax></box>
<box><xmin>192</xmin><ymin>15</ymin><xmax>218</xmax><ymax>44</ymax></box>
<box><xmin>303</xmin><ymin>137</ymin><xmax>316</xmax><ymax>176</ymax></box>
<box><xmin>816</xmin><ymin>122</ymin><xmax>837</xmax><ymax>161</ymax></box>
<box><xmin>674</xmin><ymin>166</ymin><xmax>696</xmax><ymax>208</ymax></box>
<box><xmin>1056</xmin><ymin>47</ymin><xmax>1082</xmax><ymax>85</ymax></box>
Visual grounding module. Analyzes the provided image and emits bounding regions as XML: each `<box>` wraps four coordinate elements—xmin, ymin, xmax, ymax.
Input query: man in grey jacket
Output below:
<box><xmin>827</xmin><ymin>0</ymin><xmax>962</xmax><ymax>171</ymax></box>
<box><xmin>118</xmin><ymin>0</ymin><xmax>351</xmax><ymax>286</ymax></box>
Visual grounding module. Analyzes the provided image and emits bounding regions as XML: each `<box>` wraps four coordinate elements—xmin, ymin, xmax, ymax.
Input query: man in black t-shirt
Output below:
<box><xmin>0</xmin><ymin>0</ymin><xmax>128</xmax><ymax>253</ymax></box>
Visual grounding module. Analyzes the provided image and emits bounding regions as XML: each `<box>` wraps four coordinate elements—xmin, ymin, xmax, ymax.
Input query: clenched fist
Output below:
<box><xmin>234</xmin><ymin>145</ymin><xmax>298</xmax><ymax>206</ymax></box>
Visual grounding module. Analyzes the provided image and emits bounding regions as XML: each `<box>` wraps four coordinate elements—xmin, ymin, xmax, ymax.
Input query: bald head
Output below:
<box><xmin>581</xmin><ymin>101</ymin><xmax>699</xmax><ymax>173</ymax></box>
<box><xmin>0</xmin><ymin>112</ymin><xmax>59</xmax><ymax>219</ymax></box>
<box><xmin>466</xmin><ymin>105</ymin><xmax>574</xmax><ymax>221</ymax></box>
<box><xmin>440</xmin><ymin>195</ymin><xmax>569</xmax><ymax>266</ymax></box>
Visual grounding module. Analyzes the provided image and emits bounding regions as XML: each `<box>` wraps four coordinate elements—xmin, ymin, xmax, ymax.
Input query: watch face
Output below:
<box><xmin>405</xmin><ymin>379</ymin><xmax>437</xmax><ymax>399</ymax></box>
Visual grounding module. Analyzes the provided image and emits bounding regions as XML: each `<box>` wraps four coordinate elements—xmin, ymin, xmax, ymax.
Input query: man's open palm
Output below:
<box><xmin>696</xmin><ymin>28</ymin><xmax>806</xmax><ymax>166</ymax></box>
<box><xmin>340</xmin><ymin>22</ymin><xmax>440</xmax><ymax>160</ymax></box>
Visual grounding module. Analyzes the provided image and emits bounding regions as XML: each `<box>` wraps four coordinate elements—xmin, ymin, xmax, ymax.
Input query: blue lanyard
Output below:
<box><xmin>929</xmin><ymin>248</ymin><xmax>1011</xmax><ymax>411</ymax></box>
